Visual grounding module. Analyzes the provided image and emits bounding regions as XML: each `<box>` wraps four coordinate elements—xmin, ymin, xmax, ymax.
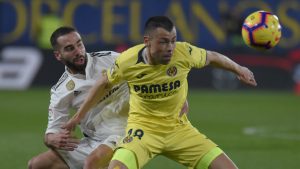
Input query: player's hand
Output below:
<box><xmin>61</xmin><ymin>114</ymin><xmax>81</xmax><ymax>131</ymax></box>
<box><xmin>46</xmin><ymin>130</ymin><xmax>79</xmax><ymax>151</ymax></box>
<box><xmin>236</xmin><ymin>66</ymin><xmax>257</xmax><ymax>86</ymax></box>
<box><xmin>179</xmin><ymin>100</ymin><xmax>189</xmax><ymax>117</ymax></box>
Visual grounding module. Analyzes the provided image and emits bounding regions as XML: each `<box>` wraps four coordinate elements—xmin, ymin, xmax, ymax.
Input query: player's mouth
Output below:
<box><xmin>161</xmin><ymin>54</ymin><xmax>172</xmax><ymax>64</ymax></box>
<box><xmin>74</xmin><ymin>55</ymin><xmax>85</xmax><ymax>65</ymax></box>
<box><xmin>163</xmin><ymin>53</ymin><xmax>172</xmax><ymax>60</ymax></box>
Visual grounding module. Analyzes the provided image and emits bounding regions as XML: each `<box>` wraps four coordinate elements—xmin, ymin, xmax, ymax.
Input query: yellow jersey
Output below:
<box><xmin>107</xmin><ymin>42</ymin><xmax>207</xmax><ymax>126</ymax></box>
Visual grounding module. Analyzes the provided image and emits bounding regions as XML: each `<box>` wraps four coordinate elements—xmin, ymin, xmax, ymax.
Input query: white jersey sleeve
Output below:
<box><xmin>47</xmin><ymin>72</ymin><xmax>73</xmax><ymax>134</ymax></box>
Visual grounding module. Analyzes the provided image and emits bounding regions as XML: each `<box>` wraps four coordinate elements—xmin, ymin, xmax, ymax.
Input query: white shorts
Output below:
<box><xmin>57</xmin><ymin>135</ymin><xmax>122</xmax><ymax>169</ymax></box>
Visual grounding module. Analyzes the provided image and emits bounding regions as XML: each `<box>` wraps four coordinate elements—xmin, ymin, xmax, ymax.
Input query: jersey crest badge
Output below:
<box><xmin>167</xmin><ymin>66</ymin><xmax>177</xmax><ymax>77</ymax></box>
<box><xmin>66</xmin><ymin>80</ymin><xmax>75</xmax><ymax>91</ymax></box>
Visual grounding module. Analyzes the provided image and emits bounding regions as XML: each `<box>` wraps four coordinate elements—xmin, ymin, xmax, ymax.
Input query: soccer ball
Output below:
<box><xmin>241</xmin><ymin>11</ymin><xmax>282</xmax><ymax>50</ymax></box>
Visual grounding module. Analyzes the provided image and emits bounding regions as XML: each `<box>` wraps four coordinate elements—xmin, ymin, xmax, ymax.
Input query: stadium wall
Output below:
<box><xmin>0</xmin><ymin>0</ymin><xmax>299</xmax><ymax>91</ymax></box>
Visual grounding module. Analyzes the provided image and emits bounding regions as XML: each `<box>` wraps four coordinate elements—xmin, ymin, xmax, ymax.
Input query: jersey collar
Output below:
<box><xmin>137</xmin><ymin>46</ymin><xmax>147</xmax><ymax>64</ymax></box>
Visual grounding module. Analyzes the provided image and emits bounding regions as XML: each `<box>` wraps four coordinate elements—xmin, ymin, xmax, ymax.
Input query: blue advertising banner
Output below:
<box><xmin>1</xmin><ymin>0</ymin><xmax>300</xmax><ymax>90</ymax></box>
<box><xmin>1</xmin><ymin>0</ymin><xmax>300</xmax><ymax>51</ymax></box>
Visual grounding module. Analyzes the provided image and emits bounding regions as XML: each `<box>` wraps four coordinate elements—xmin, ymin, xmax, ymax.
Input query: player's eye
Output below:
<box><xmin>159</xmin><ymin>40</ymin><xmax>170</xmax><ymax>45</ymax></box>
<box><xmin>65</xmin><ymin>46</ymin><xmax>75</xmax><ymax>52</ymax></box>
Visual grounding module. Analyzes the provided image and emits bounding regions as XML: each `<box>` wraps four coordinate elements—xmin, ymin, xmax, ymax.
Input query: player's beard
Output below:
<box><xmin>65</xmin><ymin>55</ymin><xmax>87</xmax><ymax>74</ymax></box>
<box><xmin>152</xmin><ymin>52</ymin><xmax>172</xmax><ymax>65</ymax></box>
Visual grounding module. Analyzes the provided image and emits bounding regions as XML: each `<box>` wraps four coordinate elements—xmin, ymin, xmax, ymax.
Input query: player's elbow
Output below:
<box><xmin>27</xmin><ymin>156</ymin><xmax>38</xmax><ymax>169</ymax></box>
<box><xmin>43</xmin><ymin>135</ymin><xmax>49</xmax><ymax>146</ymax></box>
<box><xmin>43</xmin><ymin>133</ymin><xmax>54</xmax><ymax>148</ymax></box>
<box><xmin>206</xmin><ymin>51</ymin><xmax>220</xmax><ymax>66</ymax></box>
<box><xmin>27</xmin><ymin>158</ymin><xmax>33</xmax><ymax>169</ymax></box>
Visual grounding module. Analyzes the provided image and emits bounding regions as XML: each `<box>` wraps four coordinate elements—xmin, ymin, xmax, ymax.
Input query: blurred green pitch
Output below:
<box><xmin>0</xmin><ymin>88</ymin><xmax>299</xmax><ymax>169</ymax></box>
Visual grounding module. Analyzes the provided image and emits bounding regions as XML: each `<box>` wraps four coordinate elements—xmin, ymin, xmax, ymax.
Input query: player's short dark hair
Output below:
<box><xmin>50</xmin><ymin>26</ymin><xmax>77</xmax><ymax>49</ymax></box>
<box><xmin>144</xmin><ymin>16</ymin><xmax>174</xmax><ymax>35</ymax></box>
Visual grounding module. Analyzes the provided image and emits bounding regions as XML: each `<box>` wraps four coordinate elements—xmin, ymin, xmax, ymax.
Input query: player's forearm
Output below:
<box><xmin>206</xmin><ymin>51</ymin><xmax>241</xmax><ymax>75</ymax></box>
<box><xmin>76</xmin><ymin>75</ymin><xmax>109</xmax><ymax>120</ymax></box>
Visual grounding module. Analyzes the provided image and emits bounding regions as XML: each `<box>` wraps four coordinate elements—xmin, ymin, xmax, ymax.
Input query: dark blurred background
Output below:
<box><xmin>1</xmin><ymin>0</ymin><xmax>300</xmax><ymax>93</ymax></box>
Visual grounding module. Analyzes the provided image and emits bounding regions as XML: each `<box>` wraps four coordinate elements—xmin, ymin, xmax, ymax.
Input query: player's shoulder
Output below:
<box><xmin>89</xmin><ymin>51</ymin><xmax>119</xmax><ymax>57</ymax></box>
<box><xmin>49</xmin><ymin>72</ymin><xmax>77</xmax><ymax>106</ymax></box>
<box><xmin>51</xmin><ymin>71</ymin><xmax>74</xmax><ymax>93</ymax></box>
<box><xmin>87</xmin><ymin>51</ymin><xmax>120</xmax><ymax>67</ymax></box>
<box><xmin>175</xmin><ymin>42</ymin><xmax>194</xmax><ymax>51</ymax></box>
<box><xmin>175</xmin><ymin>41</ymin><xmax>206</xmax><ymax>56</ymax></box>
<box><xmin>88</xmin><ymin>51</ymin><xmax>119</xmax><ymax>60</ymax></box>
<box><xmin>117</xmin><ymin>44</ymin><xmax>145</xmax><ymax>66</ymax></box>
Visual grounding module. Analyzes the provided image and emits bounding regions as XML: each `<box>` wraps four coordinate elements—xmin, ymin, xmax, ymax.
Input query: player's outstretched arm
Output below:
<box><xmin>62</xmin><ymin>74</ymin><xmax>111</xmax><ymax>131</ymax></box>
<box><xmin>206</xmin><ymin>51</ymin><xmax>257</xmax><ymax>87</ymax></box>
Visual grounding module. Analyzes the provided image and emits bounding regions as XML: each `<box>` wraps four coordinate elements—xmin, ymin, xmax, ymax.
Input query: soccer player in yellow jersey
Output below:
<box><xmin>64</xmin><ymin>16</ymin><xmax>257</xmax><ymax>169</ymax></box>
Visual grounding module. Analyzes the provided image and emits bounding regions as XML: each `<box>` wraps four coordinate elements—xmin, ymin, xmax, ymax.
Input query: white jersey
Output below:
<box><xmin>47</xmin><ymin>51</ymin><xmax>129</xmax><ymax>141</ymax></box>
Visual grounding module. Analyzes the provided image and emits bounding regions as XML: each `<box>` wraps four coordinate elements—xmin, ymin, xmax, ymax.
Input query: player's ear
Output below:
<box><xmin>144</xmin><ymin>35</ymin><xmax>150</xmax><ymax>47</ymax></box>
<box><xmin>53</xmin><ymin>50</ymin><xmax>62</xmax><ymax>61</ymax></box>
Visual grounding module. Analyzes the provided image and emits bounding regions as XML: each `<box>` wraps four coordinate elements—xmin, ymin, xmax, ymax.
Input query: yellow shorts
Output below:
<box><xmin>116</xmin><ymin>115</ymin><xmax>217</xmax><ymax>168</ymax></box>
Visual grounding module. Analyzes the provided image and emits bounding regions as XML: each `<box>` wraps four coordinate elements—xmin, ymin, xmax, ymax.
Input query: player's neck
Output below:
<box><xmin>67</xmin><ymin>67</ymin><xmax>85</xmax><ymax>75</ymax></box>
<box><xmin>142</xmin><ymin>48</ymin><xmax>149</xmax><ymax>64</ymax></box>
<box><xmin>144</xmin><ymin>47</ymin><xmax>156</xmax><ymax>65</ymax></box>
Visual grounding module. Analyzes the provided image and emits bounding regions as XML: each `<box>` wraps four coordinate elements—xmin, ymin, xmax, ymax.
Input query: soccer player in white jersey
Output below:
<box><xmin>64</xmin><ymin>16</ymin><xmax>257</xmax><ymax>169</ymax></box>
<box><xmin>27</xmin><ymin>26</ymin><xmax>130</xmax><ymax>169</ymax></box>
